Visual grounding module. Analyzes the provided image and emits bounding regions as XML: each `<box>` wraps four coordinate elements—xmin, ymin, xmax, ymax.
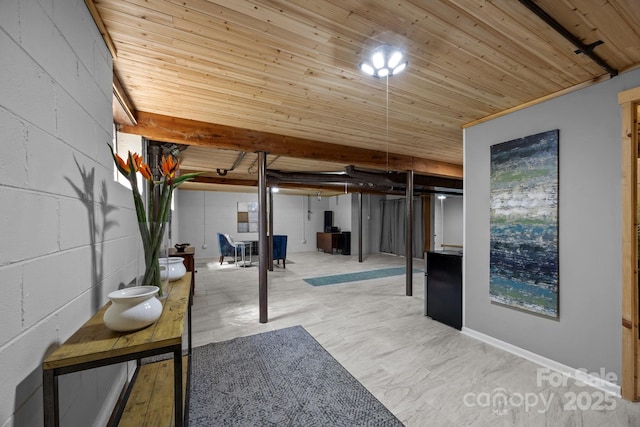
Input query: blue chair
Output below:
<box><xmin>217</xmin><ymin>233</ymin><xmax>238</xmax><ymax>264</ymax></box>
<box><xmin>272</xmin><ymin>235</ymin><xmax>287</xmax><ymax>268</ymax></box>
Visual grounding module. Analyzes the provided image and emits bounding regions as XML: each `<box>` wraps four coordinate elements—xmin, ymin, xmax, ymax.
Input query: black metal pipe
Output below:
<box><xmin>518</xmin><ymin>0</ymin><xmax>617</xmax><ymax>77</ymax></box>
<box><xmin>216</xmin><ymin>151</ymin><xmax>246</xmax><ymax>176</ymax></box>
<box><xmin>258</xmin><ymin>151</ymin><xmax>268</xmax><ymax>323</ymax></box>
<box><xmin>358</xmin><ymin>193</ymin><xmax>363</xmax><ymax>263</ymax></box>
<box><xmin>147</xmin><ymin>142</ymin><xmax>162</xmax><ymax>219</ymax></box>
<box><xmin>406</xmin><ymin>170</ymin><xmax>414</xmax><ymax>296</ymax></box>
<box><xmin>268</xmin><ymin>187</ymin><xmax>274</xmax><ymax>271</ymax></box>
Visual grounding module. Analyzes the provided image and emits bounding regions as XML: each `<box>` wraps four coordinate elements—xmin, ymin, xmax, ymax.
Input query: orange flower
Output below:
<box><xmin>160</xmin><ymin>155</ymin><xmax>180</xmax><ymax>182</ymax></box>
<box><xmin>139</xmin><ymin>163</ymin><xmax>153</xmax><ymax>181</ymax></box>
<box><xmin>116</xmin><ymin>151</ymin><xmax>144</xmax><ymax>174</ymax></box>
<box><xmin>129</xmin><ymin>152</ymin><xmax>143</xmax><ymax>172</ymax></box>
<box><xmin>115</xmin><ymin>153</ymin><xmax>129</xmax><ymax>173</ymax></box>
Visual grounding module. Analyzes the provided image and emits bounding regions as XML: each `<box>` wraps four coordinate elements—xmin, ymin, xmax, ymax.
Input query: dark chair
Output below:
<box><xmin>272</xmin><ymin>235</ymin><xmax>288</xmax><ymax>268</ymax></box>
<box><xmin>217</xmin><ymin>233</ymin><xmax>238</xmax><ymax>264</ymax></box>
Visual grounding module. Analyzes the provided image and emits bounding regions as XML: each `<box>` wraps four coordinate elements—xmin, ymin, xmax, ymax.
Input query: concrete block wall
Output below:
<box><xmin>1</xmin><ymin>0</ymin><xmax>137</xmax><ymax>425</ymax></box>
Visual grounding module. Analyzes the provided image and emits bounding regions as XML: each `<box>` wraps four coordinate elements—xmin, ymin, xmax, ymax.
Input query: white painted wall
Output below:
<box><xmin>464</xmin><ymin>67</ymin><xmax>640</xmax><ymax>381</ymax></box>
<box><xmin>349</xmin><ymin>193</ymin><xmax>385</xmax><ymax>256</ymax></box>
<box><xmin>329</xmin><ymin>194</ymin><xmax>351</xmax><ymax>232</ymax></box>
<box><xmin>177</xmin><ymin>190</ymin><xmax>383</xmax><ymax>259</ymax></box>
<box><xmin>433</xmin><ymin>195</ymin><xmax>463</xmax><ymax>251</ymax></box>
<box><xmin>0</xmin><ymin>1</ymin><xmax>136</xmax><ymax>425</ymax></box>
<box><xmin>177</xmin><ymin>190</ymin><xmax>329</xmax><ymax>259</ymax></box>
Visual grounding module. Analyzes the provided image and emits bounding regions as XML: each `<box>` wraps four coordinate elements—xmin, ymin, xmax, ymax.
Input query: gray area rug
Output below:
<box><xmin>189</xmin><ymin>325</ymin><xmax>404</xmax><ymax>426</ymax></box>
<box><xmin>304</xmin><ymin>267</ymin><xmax>421</xmax><ymax>286</ymax></box>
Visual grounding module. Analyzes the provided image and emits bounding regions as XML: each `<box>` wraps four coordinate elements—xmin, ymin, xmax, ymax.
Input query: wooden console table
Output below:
<box><xmin>42</xmin><ymin>273</ymin><xmax>192</xmax><ymax>427</ymax></box>
<box><xmin>316</xmin><ymin>232</ymin><xmax>342</xmax><ymax>254</ymax></box>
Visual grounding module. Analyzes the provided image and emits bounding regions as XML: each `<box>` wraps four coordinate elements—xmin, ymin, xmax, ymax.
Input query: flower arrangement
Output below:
<box><xmin>109</xmin><ymin>145</ymin><xmax>200</xmax><ymax>296</ymax></box>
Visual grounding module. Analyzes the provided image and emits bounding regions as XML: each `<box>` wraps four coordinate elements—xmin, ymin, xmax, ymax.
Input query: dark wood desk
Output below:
<box><xmin>316</xmin><ymin>232</ymin><xmax>342</xmax><ymax>254</ymax></box>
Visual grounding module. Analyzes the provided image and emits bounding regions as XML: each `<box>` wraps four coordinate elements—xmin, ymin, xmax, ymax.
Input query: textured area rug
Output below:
<box><xmin>303</xmin><ymin>267</ymin><xmax>421</xmax><ymax>286</ymax></box>
<box><xmin>189</xmin><ymin>326</ymin><xmax>404</xmax><ymax>426</ymax></box>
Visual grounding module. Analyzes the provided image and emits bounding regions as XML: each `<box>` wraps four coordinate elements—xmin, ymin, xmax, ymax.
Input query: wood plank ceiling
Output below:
<box><xmin>94</xmin><ymin>0</ymin><xmax>640</xmax><ymax>194</ymax></box>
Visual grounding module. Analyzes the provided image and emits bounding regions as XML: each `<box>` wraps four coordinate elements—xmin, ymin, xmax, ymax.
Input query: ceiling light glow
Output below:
<box><xmin>360</xmin><ymin>63</ymin><xmax>375</xmax><ymax>76</ymax></box>
<box><xmin>359</xmin><ymin>45</ymin><xmax>408</xmax><ymax>78</ymax></box>
<box><xmin>388</xmin><ymin>51</ymin><xmax>402</xmax><ymax>68</ymax></box>
<box><xmin>372</xmin><ymin>52</ymin><xmax>385</xmax><ymax>69</ymax></box>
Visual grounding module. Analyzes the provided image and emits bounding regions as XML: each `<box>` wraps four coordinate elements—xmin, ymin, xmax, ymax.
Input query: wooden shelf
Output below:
<box><xmin>118</xmin><ymin>356</ymin><xmax>190</xmax><ymax>427</ymax></box>
<box><xmin>43</xmin><ymin>273</ymin><xmax>192</xmax><ymax>427</ymax></box>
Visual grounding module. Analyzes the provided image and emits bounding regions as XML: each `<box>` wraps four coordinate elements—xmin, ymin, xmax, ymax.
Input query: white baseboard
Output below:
<box><xmin>461</xmin><ymin>327</ymin><xmax>621</xmax><ymax>397</ymax></box>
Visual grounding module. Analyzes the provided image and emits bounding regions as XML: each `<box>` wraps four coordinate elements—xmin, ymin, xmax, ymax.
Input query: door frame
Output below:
<box><xmin>620</xmin><ymin>86</ymin><xmax>640</xmax><ymax>401</ymax></box>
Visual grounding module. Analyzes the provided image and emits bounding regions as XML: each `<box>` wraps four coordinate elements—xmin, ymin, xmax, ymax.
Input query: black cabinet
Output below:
<box><xmin>324</xmin><ymin>210</ymin><xmax>333</xmax><ymax>232</ymax></box>
<box><xmin>426</xmin><ymin>251</ymin><xmax>462</xmax><ymax>330</ymax></box>
<box><xmin>341</xmin><ymin>231</ymin><xmax>351</xmax><ymax>255</ymax></box>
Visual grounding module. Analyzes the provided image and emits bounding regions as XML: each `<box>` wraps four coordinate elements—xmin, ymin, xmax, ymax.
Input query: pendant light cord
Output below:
<box><xmin>202</xmin><ymin>192</ymin><xmax>206</xmax><ymax>248</ymax></box>
<box><xmin>386</xmin><ymin>75</ymin><xmax>389</xmax><ymax>172</ymax></box>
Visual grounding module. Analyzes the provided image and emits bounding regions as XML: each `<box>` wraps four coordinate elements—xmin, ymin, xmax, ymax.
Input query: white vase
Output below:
<box><xmin>103</xmin><ymin>286</ymin><xmax>163</xmax><ymax>332</ymax></box>
<box><xmin>159</xmin><ymin>257</ymin><xmax>187</xmax><ymax>281</ymax></box>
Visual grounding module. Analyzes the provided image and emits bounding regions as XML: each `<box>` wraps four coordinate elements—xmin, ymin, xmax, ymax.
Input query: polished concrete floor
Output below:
<box><xmin>190</xmin><ymin>251</ymin><xmax>640</xmax><ymax>426</ymax></box>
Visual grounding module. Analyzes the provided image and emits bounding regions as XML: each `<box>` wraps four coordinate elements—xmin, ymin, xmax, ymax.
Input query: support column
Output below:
<box><xmin>358</xmin><ymin>193</ymin><xmax>363</xmax><ymax>263</ymax></box>
<box><xmin>147</xmin><ymin>142</ymin><xmax>162</xmax><ymax>219</ymax></box>
<box><xmin>424</xmin><ymin>195</ymin><xmax>432</xmax><ymax>253</ymax></box>
<box><xmin>268</xmin><ymin>187</ymin><xmax>274</xmax><ymax>271</ymax></box>
<box><xmin>258</xmin><ymin>152</ymin><xmax>268</xmax><ymax>323</ymax></box>
<box><xmin>406</xmin><ymin>170</ymin><xmax>414</xmax><ymax>296</ymax></box>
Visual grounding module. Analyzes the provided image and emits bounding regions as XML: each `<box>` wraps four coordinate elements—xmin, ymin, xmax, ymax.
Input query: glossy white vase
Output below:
<box><xmin>104</xmin><ymin>286</ymin><xmax>162</xmax><ymax>332</ymax></box>
<box><xmin>159</xmin><ymin>257</ymin><xmax>187</xmax><ymax>281</ymax></box>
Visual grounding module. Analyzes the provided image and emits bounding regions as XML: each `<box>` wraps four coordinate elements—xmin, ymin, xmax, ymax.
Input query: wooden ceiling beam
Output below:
<box><xmin>84</xmin><ymin>0</ymin><xmax>117</xmax><ymax>58</ymax></box>
<box><xmin>112</xmin><ymin>74</ymin><xmax>136</xmax><ymax>126</ymax></box>
<box><xmin>119</xmin><ymin>111</ymin><xmax>463</xmax><ymax>179</ymax></box>
<box><xmin>190</xmin><ymin>176</ymin><xmax>258</xmax><ymax>187</ymax></box>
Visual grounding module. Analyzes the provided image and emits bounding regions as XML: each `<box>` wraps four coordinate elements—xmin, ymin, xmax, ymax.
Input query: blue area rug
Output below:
<box><xmin>304</xmin><ymin>267</ymin><xmax>421</xmax><ymax>286</ymax></box>
<box><xmin>189</xmin><ymin>326</ymin><xmax>404</xmax><ymax>426</ymax></box>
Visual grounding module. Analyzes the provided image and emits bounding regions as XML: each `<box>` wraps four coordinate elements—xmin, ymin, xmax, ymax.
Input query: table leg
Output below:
<box><xmin>242</xmin><ymin>243</ymin><xmax>246</xmax><ymax>266</ymax></box>
<box><xmin>43</xmin><ymin>369</ymin><xmax>59</xmax><ymax>427</ymax></box>
<box><xmin>188</xmin><ymin>291</ymin><xmax>192</xmax><ymax>356</ymax></box>
<box><xmin>234</xmin><ymin>245</ymin><xmax>238</xmax><ymax>267</ymax></box>
<box><xmin>174</xmin><ymin>348</ymin><xmax>183</xmax><ymax>427</ymax></box>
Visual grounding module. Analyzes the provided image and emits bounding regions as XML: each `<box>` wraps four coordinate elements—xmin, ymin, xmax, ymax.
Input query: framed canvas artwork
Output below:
<box><xmin>237</xmin><ymin>201</ymin><xmax>258</xmax><ymax>233</ymax></box>
<box><xmin>489</xmin><ymin>129</ymin><xmax>559</xmax><ymax>318</ymax></box>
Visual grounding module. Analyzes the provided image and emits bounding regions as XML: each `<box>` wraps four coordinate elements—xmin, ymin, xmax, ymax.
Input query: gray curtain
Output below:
<box><xmin>380</xmin><ymin>197</ymin><xmax>424</xmax><ymax>257</ymax></box>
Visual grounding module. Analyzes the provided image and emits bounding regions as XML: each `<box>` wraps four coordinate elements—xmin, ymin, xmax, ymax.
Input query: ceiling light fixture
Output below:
<box><xmin>360</xmin><ymin>44</ymin><xmax>408</xmax><ymax>172</ymax></box>
<box><xmin>359</xmin><ymin>45</ymin><xmax>408</xmax><ymax>78</ymax></box>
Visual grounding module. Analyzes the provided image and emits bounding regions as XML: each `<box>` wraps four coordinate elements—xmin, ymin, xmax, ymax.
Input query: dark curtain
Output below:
<box><xmin>380</xmin><ymin>197</ymin><xmax>424</xmax><ymax>257</ymax></box>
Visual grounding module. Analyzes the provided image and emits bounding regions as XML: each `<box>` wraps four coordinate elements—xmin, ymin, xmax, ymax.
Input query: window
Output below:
<box><xmin>113</xmin><ymin>129</ymin><xmax>144</xmax><ymax>190</ymax></box>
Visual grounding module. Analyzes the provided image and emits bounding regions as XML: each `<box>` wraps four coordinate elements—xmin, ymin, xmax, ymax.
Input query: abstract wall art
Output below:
<box><xmin>237</xmin><ymin>201</ymin><xmax>258</xmax><ymax>233</ymax></box>
<box><xmin>489</xmin><ymin>129</ymin><xmax>559</xmax><ymax>318</ymax></box>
